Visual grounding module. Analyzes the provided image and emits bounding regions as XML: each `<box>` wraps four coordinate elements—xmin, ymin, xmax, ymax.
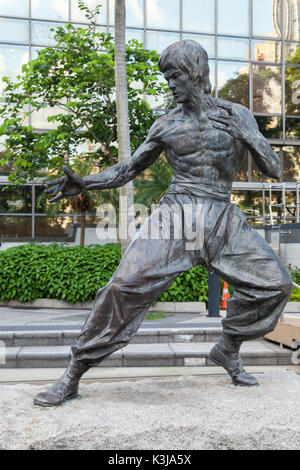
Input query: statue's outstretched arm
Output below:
<box><xmin>45</xmin><ymin>121</ymin><xmax>163</xmax><ymax>202</ymax></box>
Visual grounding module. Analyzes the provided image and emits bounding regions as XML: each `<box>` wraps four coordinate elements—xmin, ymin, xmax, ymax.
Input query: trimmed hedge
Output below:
<box><xmin>0</xmin><ymin>243</ymin><xmax>209</xmax><ymax>304</ymax></box>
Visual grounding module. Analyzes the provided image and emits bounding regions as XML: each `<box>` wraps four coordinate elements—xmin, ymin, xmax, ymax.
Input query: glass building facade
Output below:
<box><xmin>0</xmin><ymin>0</ymin><xmax>299</xmax><ymax>237</ymax></box>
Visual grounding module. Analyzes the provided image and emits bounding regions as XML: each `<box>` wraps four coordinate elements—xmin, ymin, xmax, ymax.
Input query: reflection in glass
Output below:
<box><xmin>285</xmin><ymin>65</ymin><xmax>300</xmax><ymax>116</ymax></box>
<box><xmin>182</xmin><ymin>34</ymin><xmax>215</xmax><ymax>57</ymax></box>
<box><xmin>71</xmin><ymin>0</ymin><xmax>107</xmax><ymax>24</ymax></box>
<box><xmin>253</xmin><ymin>0</ymin><xmax>282</xmax><ymax>38</ymax></box>
<box><xmin>31</xmin><ymin>106</ymin><xmax>69</xmax><ymax>130</ymax></box>
<box><xmin>31</xmin><ymin>21</ymin><xmax>60</xmax><ymax>46</ymax></box>
<box><xmin>218</xmin><ymin>0</ymin><xmax>249</xmax><ymax>36</ymax></box>
<box><xmin>253</xmin><ymin>65</ymin><xmax>282</xmax><ymax>114</ymax></box>
<box><xmin>255</xmin><ymin>116</ymin><xmax>283</xmax><ymax>139</ymax></box>
<box><xmin>146</xmin><ymin>0</ymin><xmax>180</xmax><ymax>31</ymax></box>
<box><xmin>252</xmin><ymin>40</ymin><xmax>282</xmax><ymax>62</ymax></box>
<box><xmin>286</xmin><ymin>118</ymin><xmax>300</xmax><ymax>140</ymax></box>
<box><xmin>284</xmin><ymin>0</ymin><xmax>300</xmax><ymax>41</ymax></box>
<box><xmin>182</xmin><ymin>0</ymin><xmax>215</xmax><ymax>34</ymax></box>
<box><xmin>146</xmin><ymin>31</ymin><xmax>180</xmax><ymax>53</ymax></box>
<box><xmin>126</xmin><ymin>28</ymin><xmax>144</xmax><ymax>44</ymax></box>
<box><xmin>218</xmin><ymin>38</ymin><xmax>249</xmax><ymax>60</ymax></box>
<box><xmin>283</xmin><ymin>146</ymin><xmax>300</xmax><ymax>182</ymax></box>
<box><xmin>35</xmin><ymin>216</ymin><xmax>72</xmax><ymax>238</ymax></box>
<box><xmin>285</xmin><ymin>43</ymin><xmax>300</xmax><ymax>62</ymax></box>
<box><xmin>31</xmin><ymin>0</ymin><xmax>69</xmax><ymax>21</ymax></box>
<box><xmin>217</xmin><ymin>62</ymin><xmax>249</xmax><ymax>107</ymax></box>
<box><xmin>0</xmin><ymin>45</ymin><xmax>29</xmax><ymax>97</ymax></box>
<box><xmin>0</xmin><ymin>185</ymin><xmax>32</xmax><ymax>213</ymax></box>
<box><xmin>0</xmin><ymin>18</ymin><xmax>29</xmax><ymax>43</ymax></box>
<box><xmin>0</xmin><ymin>0</ymin><xmax>29</xmax><ymax>17</ymax></box>
<box><xmin>0</xmin><ymin>216</ymin><xmax>32</xmax><ymax>238</ymax></box>
<box><xmin>126</xmin><ymin>0</ymin><xmax>144</xmax><ymax>27</ymax></box>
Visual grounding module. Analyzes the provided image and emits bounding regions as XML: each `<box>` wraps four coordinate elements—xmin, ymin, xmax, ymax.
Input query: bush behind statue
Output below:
<box><xmin>0</xmin><ymin>243</ymin><xmax>209</xmax><ymax>304</ymax></box>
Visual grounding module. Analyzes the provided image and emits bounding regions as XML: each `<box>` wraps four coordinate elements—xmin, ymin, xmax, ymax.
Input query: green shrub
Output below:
<box><xmin>290</xmin><ymin>268</ymin><xmax>300</xmax><ymax>301</ymax></box>
<box><xmin>0</xmin><ymin>243</ymin><xmax>209</xmax><ymax>304</ymax></box>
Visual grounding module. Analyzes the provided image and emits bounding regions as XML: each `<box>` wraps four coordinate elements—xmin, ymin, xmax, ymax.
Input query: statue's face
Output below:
<box><xmin>164</xmin><ymin>68</ymin><xmax>194</xmax><ymax>103</ymax></box>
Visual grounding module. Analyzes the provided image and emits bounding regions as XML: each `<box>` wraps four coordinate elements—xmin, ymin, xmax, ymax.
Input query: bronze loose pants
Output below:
<box><xmin>72</xmin><ymin>193</ymin><xmax>293</xmax><ymax>365</ymax></box>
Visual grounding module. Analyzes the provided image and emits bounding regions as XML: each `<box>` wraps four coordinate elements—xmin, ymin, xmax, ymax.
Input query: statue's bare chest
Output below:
<box><xmin>162</xmin><ymin>118</ymin><xmax>234</xmax><ymax>158</ymax></box>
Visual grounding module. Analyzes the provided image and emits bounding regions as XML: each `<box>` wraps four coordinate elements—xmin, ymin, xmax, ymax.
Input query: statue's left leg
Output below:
<box><xmin>208</xmin><ymin>205</ymin><xmax>293</xmax><ymax>386</ymax></box>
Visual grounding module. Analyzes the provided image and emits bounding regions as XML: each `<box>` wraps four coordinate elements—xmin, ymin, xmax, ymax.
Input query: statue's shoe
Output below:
<box><xmin>33</xmin><ymin>379</ymin><xmax>79</xmax><ymax>407</ymax></box>
<box><xmin>209</xmin><ymin>342</ymin><xmax>259</xmax><ymax>387</ymax></box>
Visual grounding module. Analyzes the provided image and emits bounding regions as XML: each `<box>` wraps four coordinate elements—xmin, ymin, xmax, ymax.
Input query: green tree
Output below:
<box><xmin>0</xmin><ymin>2</ymin><xmax>166</xmax><ymax>243</ymax></box>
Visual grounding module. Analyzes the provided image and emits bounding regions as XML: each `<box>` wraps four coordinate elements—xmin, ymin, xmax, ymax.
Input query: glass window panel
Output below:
<box><xmin>0</xmin><ymin>215</ymin><xmax>32</xmax><ymax>238</ymax></box>
<box><xmin>182</xmin><ymin>0</ymin><xmax>215</xmax><ymax>34</ymax></box>
<box><xmin>253</xmin><ymin>65</ymin><xmax>282</xmax><ymax>114</ymax></box>
<box><xmin>31</xmin><ymin>0</ymin><xmax>69</xmax><ymax>21</ymax></box>
<box><xmin>217</xmin><ymin>62</ymin><xmax>249</xmax><ymax>107</ymax></box>
<box><xmin>31</xmin><ymin>46</ymin><xmax>45</xmax><ymax>61</ymax></box>
<box><xmin>0</xmin><ymin>185</ymin><xmax>32</xmax><ymax>213</ymax></box>
<box><xmin>71</xmin><ymin>0</ymin><xmax>107</xmax><ymax>24</ymax></box>
<box><xmin>283</xmin><ymin>146</ymin><xmax>300</xmax><ymax>182</ymax></box>
<box><xmin>146</xmin><ymin>31</ymin><xmax>180</xmax><ymax>54</ymax></box>
<box><xmin>284</xmin><ymin>1</ymin><xmax>300</xmax><ymax>41</ymax></box>
<box><xmin>286</xmin><ymin>117</ymin><xmax>300</xmax><ymax>140</ymax></box>
<box><xmin>182</xmin><ymin>34</ymin><xmax>215</xmax><ymax>58</ymax></box>
<box><xmin>218</xmin><ymin>38</ymin><xmax>249</xmax><ymax>60</ymax></box>
<box><xmin>146</xmin><ymin>0</ymin><xmax>180</xmax><ymax>31</ymax></box>
<box><xmin>35</xmin><ymin>216</ymin><xmax>72</xmax><ymax>238</ymax></box>
<box><xmin>31</xmin><ymin>106</ymin><xmax>69</xmax><ymax>129</ymax></box>
<box><xmin>0</xmin><ymin>0</ymin><xmax>29</xmax><ymax>17</ymax></box>
<box><xmin>252</xmin><ymin>40</ymin><xmax>282</xmax><ymax>62</ymax></box>
<box><xmin>218</xmin><ymin>0</ymin><xmax>249</xmax><ymax>36</ymax></box>
<box><xmin>109</xmin><ymin>0</ymin><xmax>143</xmax><ymax>27</ymax></box>
<box><xmin>285</xmin><ymin>43</ymin><xmax>300</xmax><ymax>63</ymax></box>
<box><xmin>255</xmin><ymin>116</ymin><xmax>283</xmax><ymax>139</ymax></box>
<box><xmin>0</xmin><ymin>45</ymin><xmax>29</xmax><ymax>98</ymax></box>
<box><xmin>126</xmin><ymin>28</ymin><xmax>144</xmax><ymax>44</ymax></box>
<box><xmin>0</xmin><ymin>18</ymin><xmax>29</xmax><ymax>43</ymax></box>
<box><xmin>285</xmin><ymin>65</ymin><xmax>300</xmax><ymax>116</ymax></box>
<box><xmin>31</xmin><ymin>21</ymin><xmax>62</xmax><ymax>46</ymax></box>
<box><xmin>253</xmin><ymin>0</ymin><xmax>282</xmax><ymax>38</ymax></box>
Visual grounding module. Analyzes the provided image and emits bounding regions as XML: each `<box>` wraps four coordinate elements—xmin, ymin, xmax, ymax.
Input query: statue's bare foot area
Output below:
<box><xmin>209</xmin><ymin>339</ymin><xmax>259</xmax><ymax>387</ymax></box>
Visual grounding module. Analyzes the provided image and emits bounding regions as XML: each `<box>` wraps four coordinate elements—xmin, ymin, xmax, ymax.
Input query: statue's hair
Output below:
<box><xmin>158</xmin><ymin>40</ymin><xmax>212</xmax><ymax>95</ymax></box>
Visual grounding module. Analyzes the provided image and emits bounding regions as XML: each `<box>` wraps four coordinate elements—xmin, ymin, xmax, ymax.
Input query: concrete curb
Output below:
<box><xmin>0</xmin><ymin>299</ymin><xmax>207</xmax><ymax>312</ymax></box>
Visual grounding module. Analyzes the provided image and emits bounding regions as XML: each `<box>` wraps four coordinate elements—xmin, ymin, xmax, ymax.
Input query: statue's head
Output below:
<box><xmin>158</xmin><ymin>40</ymin><xmax>211</xmax><ymax>103</ymax></box>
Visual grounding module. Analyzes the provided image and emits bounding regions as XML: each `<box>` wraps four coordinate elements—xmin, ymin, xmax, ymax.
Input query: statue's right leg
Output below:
<box><xmin>33</xmin><ymin>199</ymin><xmax>196</xmax><ymax>407</ymax></box>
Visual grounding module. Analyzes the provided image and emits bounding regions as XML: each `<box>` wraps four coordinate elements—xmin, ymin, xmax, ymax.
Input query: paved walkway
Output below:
<box><xmin>0</xmin><ymin>306</ymin><xmax>222</xmax><ymax>330</ymax></box>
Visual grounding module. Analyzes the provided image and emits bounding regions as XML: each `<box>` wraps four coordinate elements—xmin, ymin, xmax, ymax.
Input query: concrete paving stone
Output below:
<box><xmin>122</xmin><ymin>343</ymin><xmax>174</xmax><ymax>357</ymax></box>
<box><xmin>170</xmin><ymin>343</ymin><xmax>212</xmax><ymax>357</ymax></box>
<box><xmin>0</xmin><ymin>332</ymin><xmax>14</xmax><ymax>347</ymax></box>
<box><xmin>130</xmin><ymin>335</ymin><xmax>159</xmax><ymax>344</ymax></box>
<box><xmin>0</xmin><ymin>347</ymin><xmax>22</xmax><ymax>369</ymax></box>
<box><xmin>14</xmin><ymin>330</ymin><xmax>63</xmax><ymax>347</ymax></box>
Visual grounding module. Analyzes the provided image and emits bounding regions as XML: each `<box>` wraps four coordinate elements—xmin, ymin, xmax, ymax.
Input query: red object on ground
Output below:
<box><xmin>220</xmin><ymin>281</ymin><xmax>230</xmax><ymax>309</ymax></box>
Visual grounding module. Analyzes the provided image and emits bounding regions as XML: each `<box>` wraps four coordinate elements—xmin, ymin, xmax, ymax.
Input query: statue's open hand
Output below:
<box><xmin>207</xmin><ymin>101</ymin><xmax>250</xmax><ymax>141</ymax></box>
<box><xmin>45</xmin><ymin>166</ymin><xmax>85</xmax><ymax>203</ymax></box>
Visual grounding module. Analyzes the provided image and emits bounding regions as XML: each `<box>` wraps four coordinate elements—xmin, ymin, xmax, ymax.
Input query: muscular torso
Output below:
<box><xmin>156</xmin><ymin>104</ymin><xmax>245</xmax><ymax>189</ymax></box>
